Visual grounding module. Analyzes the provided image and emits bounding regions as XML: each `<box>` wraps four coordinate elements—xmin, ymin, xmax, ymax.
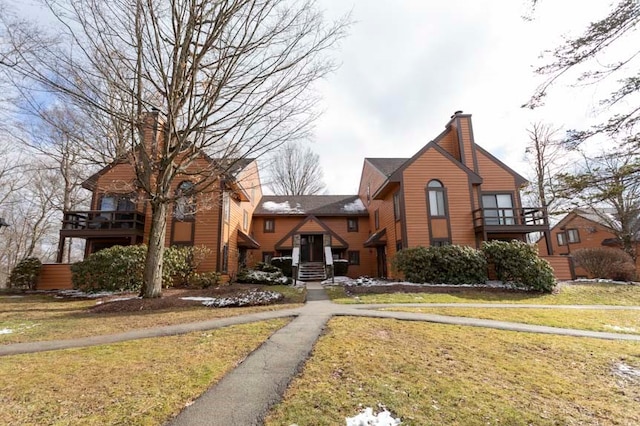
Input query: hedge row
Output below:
<box><xmin>393</xmin><ymin>241</ymin><xmax>556</xmax><ymax>292</ymax></box>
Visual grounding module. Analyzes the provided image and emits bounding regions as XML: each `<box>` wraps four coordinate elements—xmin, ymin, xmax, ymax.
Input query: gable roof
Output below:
<box><xmin>274</xmin><ymin>215</ymin><xmax>351</xmax><ymax>249</ymax></box>
<box><xmin>365</xmin><ymin>158</ymin><xmax>409</xmax><ymax>177</ymax></box>
<box><xmin>254</xmin><ymin>195</ymin><xmax>368</xmax><ymax>216</ymax></box>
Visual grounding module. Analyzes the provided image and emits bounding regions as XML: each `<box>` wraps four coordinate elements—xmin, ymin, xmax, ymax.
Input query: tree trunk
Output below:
<box><xmin>141</xmin><ymin>201</ymin><xmax>167</xmax><ymax>298</ymax></box>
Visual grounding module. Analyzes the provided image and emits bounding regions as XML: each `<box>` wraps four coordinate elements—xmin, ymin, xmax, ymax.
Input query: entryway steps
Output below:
<box><xmin>297</xmin><ymin>262</ymin><xmax>326</xmax><ymax>281</ymax></box>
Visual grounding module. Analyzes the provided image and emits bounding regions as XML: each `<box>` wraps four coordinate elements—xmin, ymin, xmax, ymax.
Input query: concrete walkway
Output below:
<box><xmin>3</xmin><ymin>282</ymin><xmax>640</xmax><ymax>425</ymax></box>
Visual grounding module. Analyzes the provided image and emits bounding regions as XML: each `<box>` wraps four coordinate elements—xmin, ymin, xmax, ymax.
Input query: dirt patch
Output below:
<box><xmin>86</xmin><ymin>285</ymin><xmax>288</xmax><ymax>313</ymax></box>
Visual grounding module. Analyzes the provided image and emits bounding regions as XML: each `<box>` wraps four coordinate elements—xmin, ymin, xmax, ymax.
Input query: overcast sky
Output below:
<box><xmin>305</xmin><ymin>0</ymin><xmax>612</xmax><ymax>195</ymax></box>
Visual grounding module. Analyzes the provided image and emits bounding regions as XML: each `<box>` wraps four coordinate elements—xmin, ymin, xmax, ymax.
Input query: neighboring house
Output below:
<box><xmin>538</xmin><ymin>208</ymin><xmax>640</xmax><ymax>278</ymax></box>
<box><xmin>39</xmin><ymin>110</ymin><xmax>572</xmax><ymax>289</ymax></box>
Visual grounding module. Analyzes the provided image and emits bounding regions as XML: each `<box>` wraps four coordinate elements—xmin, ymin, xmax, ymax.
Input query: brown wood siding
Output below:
<box><xmin>249</xmin><ymin>216</ymin><xmax>303</xmax><ymax>264</ymax></box>
<box><xmin>456</xmin><ymin>116</ymin><xmax>475</xmax><ymax>170</ymax></box>
<box><xmin>430</xmin><ymin>218</ymin><xmax>449</xmax><ymax>239</ymax></box>
<box><xmin>37</xmin><ymin>264</ymin><xmax>73</xmax><ymax>290</ymax></box>
<box><xmin>402</xmin><ymin>148</ymin><xmax>475</xmax><ymax>249</ymax></box>
<box><xmin>541</xmin><ymin>256</ymin><xmax>574</xmax><ymax>281</ymax></box>
<box><xmin>297</xmin><ymin>220</ymin><xmax>326</xmax><ymax>233</ymax></box>
<box><xmin>476</xmin><ymin>150</ymin><xmax>519</xmax><ymax>197</ymax></box>
<box><xmin>318</xmin><ymin>217</ymin><xmax>373</xmax><ymax>278</ymax></box>
<box><xmin>435</xmin><ymin>126</ymin><xmax>460</xmax><ymax>162</ymax></box>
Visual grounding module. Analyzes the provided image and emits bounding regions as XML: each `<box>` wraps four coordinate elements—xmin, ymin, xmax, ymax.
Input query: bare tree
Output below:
<box><xmin>525</xmin><ymin>1</ymin><xmax>640</xmax><ymax>146</ymax></box>
<box><xmin>523</xmin><ymin>122</ymin><xmax>567</xmax><ymax>215</ymax></box>
<box><xmin>1</xmin><ymin>0</ymin><xmax>348</xmax><ymax>297</ymax></box>
<box><xmin>267</xmin><ymin>142</ymin><xmax>326</xmax><ymax>195</ymax></box>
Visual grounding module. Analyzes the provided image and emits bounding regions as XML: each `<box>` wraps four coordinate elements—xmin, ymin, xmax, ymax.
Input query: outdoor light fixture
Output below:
<box><xmin>0</xmin><ymin>217</ymin><xmax>9</xmax><ymax>230</ymax></box>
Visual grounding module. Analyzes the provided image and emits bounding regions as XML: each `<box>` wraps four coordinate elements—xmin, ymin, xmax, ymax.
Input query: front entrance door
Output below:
<box><xmin>376</xmin><ymin>246</ymin><xmax>387</xmax><ymax>277</ymax></box>
<box><xmin>300</xmin><ymin>234</ymin><xmax>324</xmax><ymax>262</ymax></box>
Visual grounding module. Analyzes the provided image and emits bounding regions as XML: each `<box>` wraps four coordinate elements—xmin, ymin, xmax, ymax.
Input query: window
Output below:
<box><xmin>347</xmin><ymin>218</ymin><xmax>358</xmax><ymax>232</ymax></box>
<box><xmin>557</xmin><ymin>232</ymin><xmax>567</xmax><ymax>246</ymax></box>
<box><xmin>366</xmin><ymin>183</ymin><xmax>371</xmax><ymax>204</ymax></box>
<box><xmin>432</xmin><ymin>239</ymin><xmax>451</xmax><ymax>247</ymax></box>
<box><xmin>482</xmin><ymin>193</ymin><xmax>514</xmax><ymax>225</ymax></box>
<box><xmin>427</xmin><ymin>180</ymin><xmax>447</xmax><ymax>217</ymax></box>
<box><xmin>264</xmin><ymin>218</ymin><xmax>275</xmax><ymax>233</ymax></box>
<box><xmin>393</xmin><ymin>192</ymin><xmax>401</xmax><ymax>221</ymax></box>
<box><xmin>243</xmin><ymin>210</ymin><xmax>249</xmax><ymax>231</ymax></box>
<box><xmin>262</xmin><ymin>251</ymin><xmax>274</xmax><ymax>263</ymax></box>
<box><xmin>174</xmin><ymin>181</ymin><xmax>196</xmax><ymax>220</ymax></box>
<box><xmin>222</xmin><ymin>244</ymin><xmax>229</xmax><ymax>272</ymax></box>
<box><xmin>100</xmin><ymin>194</ymin><xmax>136</xmax><ymax>212</ymax></box>
<box><xmin>251</xmin><ymin>187</ymin><xmax>256</xmax><ymax>206</ymax></box>
<box><xmin>222</xmin><ymin>192</ymin><xmax>230</xmax><ymax>222</ymax></box>
<box><xmin>374</xmin><ymin>209</ymin><xmax>380</xmax><ymax>230</ymax></box>
<box><xmin>348</xmin><ymin>250</ymin><xmax>360</xmax><ymax>265</ymax></box>
<box><xmin>567</xmin><ymin>229</ymin><xmax>580</xmax><ymax>243</ymax></box>
<box><xmin>396</xmin><ymin>240</ymin><xmax>402</xmax><ymax>253</ymax></box>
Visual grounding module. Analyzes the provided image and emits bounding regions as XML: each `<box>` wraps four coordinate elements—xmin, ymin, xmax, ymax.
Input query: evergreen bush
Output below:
<box><xmin>482</xmin><ymin>240</ymin><xmax>556</xmax><ymax>292</ymax></box>
<box><xmin>392</xmin><ymin>245</ymin><xmax>487</xmax><ymax>284</ymax></box>
<box><xmin>8</xmin><ymin>257</ymin><xmax>42</xmax><ymax>290</ymax></box>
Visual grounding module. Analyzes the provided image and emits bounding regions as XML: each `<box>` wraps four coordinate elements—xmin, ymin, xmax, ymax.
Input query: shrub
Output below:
<box><xmin>254</xmin><ymin>261</ymin><xmax>280</xmax><ymax>273</ymax></box>
<box><xmin>333</xmin><ymin>259</ymin><xmax>349</xmax><ymax>276</ymax></box>
<box><xmin>572</xmin><ymin>247</ymin><xmax>636</xmax><ymax>281</ymax></box>
<box><xmin>482</xmin><ymin>240</ymin><xmax>556</xmax><ymax>292</ymax></box>
<box><xmin>392</xmin><ymin>245</ymin><xmax>487</xmax><ymax>284</ymax></box>
<box><xmin>271</xmin><ymin>257</ymin><xmax>293</xmax><ymax>277</ymax></box>
<box><xmin>236</xmin><ymin>268</ymin><xmax>291</xmax><ymax>285</ymax></box>
<box><xmin>71</xmin><ymin>244</ymin><xmax>212</xmax><ymax>292</ymax></box>
<box><xmin>164</xmin><ymin>245</ymin><xmax>211</xmax><ymax>286</ymax></box>
<box><xmin>188</xmin><ymin>271</ymin><xmax>222</xmax><ymax>288</ymax></box>
<box><xmin>8</xmin><ymin>257</ymin><xmax>42</xmax><ymax>290</ymax></box>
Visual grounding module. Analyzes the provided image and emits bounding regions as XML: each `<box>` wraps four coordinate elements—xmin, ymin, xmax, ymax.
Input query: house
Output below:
<box><xmin>538</xmin><ymin>208</ymin><xmax>640</xmax><ymax>278</ymax></box>
<box><xmin>38</xmin><ymin>110</ymin><xmax>573</xmax><ymax>289</ymax></box>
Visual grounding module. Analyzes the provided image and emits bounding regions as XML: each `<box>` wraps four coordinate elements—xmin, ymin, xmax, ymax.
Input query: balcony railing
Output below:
<box><xmin>472</xmin><ymin>207</ymin><xmax>548</xmax><ymax>231</ymax></box>
<box><xmin>62</xmin><ymin>210</ymin><xmax>145</xmax><ymax>232</ymax></box>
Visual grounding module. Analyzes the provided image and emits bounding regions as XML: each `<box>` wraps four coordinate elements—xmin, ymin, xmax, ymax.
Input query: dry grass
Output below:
<box><xmin>383</xmin><ymin>307</ymin><xmax>640</xmax><ymax>334</ymax></box>
<box><xmin>1</xmin><ymin>319</ymin><xmax>288</xmax><ymax>425</ymax></box>
<box><xmin>0</xmin><ymin>292</ymin><xmax>301</xmax><ymax>345</ymax></box>
<box><xmin>266</xmin><ymin>317</ymin><xmax>640</xmax><ymax>426</ymax></box>
<box><xmin>328</xmin><ymin>283</ymin><xmax>640</xmax><ymax>306</ymax></box>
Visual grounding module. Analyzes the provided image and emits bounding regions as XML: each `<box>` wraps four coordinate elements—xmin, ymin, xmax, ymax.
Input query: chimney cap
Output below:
<box><xmin>450</xmin><ymin>110</ymin><xmax>464</xmax><ymax>119</ymax></box>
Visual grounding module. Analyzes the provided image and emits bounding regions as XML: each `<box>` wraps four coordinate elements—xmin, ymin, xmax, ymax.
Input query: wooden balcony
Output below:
<box><xmin>60</xmin><ymin>210</ymin><xmax>146</xmax><ymax>238</ymax></box>
<box><xmin>473</xmin><ymin>207</ymin><xmax>549</xmax><ymax>234</ymax></box>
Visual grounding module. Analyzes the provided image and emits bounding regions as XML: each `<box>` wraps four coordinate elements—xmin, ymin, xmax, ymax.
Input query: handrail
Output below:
<box><xmin>472</xmin><ymin>207</ymin><xmax>548</xmax><ymax>227</ymax></box>
<box><xmin>62</xmin><ymin>210</ymin><xmax>145</xmax><ymax>231</ymax></box>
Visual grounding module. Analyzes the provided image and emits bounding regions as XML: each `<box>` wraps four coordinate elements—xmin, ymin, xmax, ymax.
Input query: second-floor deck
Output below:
<box><xmin>473</xmin><ymin>207</ymin><xmax>549</xmax><ymax>234</ymax></box>
<box><xmin>60</xmin><ymin>210</ymin><xmax>146</xmax><ymax>238</ymax></box>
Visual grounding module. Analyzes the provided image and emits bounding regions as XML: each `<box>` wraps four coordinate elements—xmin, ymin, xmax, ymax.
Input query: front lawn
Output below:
<box><xmin>1</xmin><ymin>319</ymin><xmax>289</xmax><ymax>425</ymax></box>
<box><xmin>327</xmin><ymin>282</ymin><xmax>640</xmax><ymax>306</ymax></box>
<box><xmin>383</xmin><ymin>307</ymin><xmax>640</xmax><ymax>334</ymax></box>
<box><xmin>266</xmin><ymin>317</ymin><xmax>640</xmax><ymax>425</ymax></box>
<box><xmin>0</xmin><ymin>285</ymin><xmax>303</xmax><ymax>345</ymax></box>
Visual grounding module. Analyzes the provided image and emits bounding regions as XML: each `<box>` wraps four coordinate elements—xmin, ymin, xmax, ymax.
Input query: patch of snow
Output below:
<box><xmin>242</xmin><ymin>270</ymin><xmax>289</xmax><ymax>284</ymax></box>
<box><xmin>605</xmin><ymin>325</ymin><xmax>638</xmax><ymax>333</ymax></box>
<box><xmin>342</xmin><ymin>199</ymin><xmax>366</xmax><ymax>213</ymax></box>
<box><xmin>55</xmin><ymin>289</ymin><xmax>117</xmax><ymax>299</ymax></box>
<box><xmin>612</xmin><ymin>362</ymin><xmax>640</xmax><ymax>384</ymax></box>
<box><xmin>323</xmin><ymin>276</ymin><xmax>522</xmax><ymax>289</ymax></box>
<box><xmin>0</xmin><ymin>328</ymin><xmax>13</xmax><ymax>335</ymax></box>
<box><xmin>272</xmin><ymin>256</ymin><xmax>292</xmax><ymax>261</ymax></box>
<box><xmin>262</xmin><ymin>201</ymin><xmax>305</xmax><ymax>214</ymax></box>
<box><xmin>346</xmin><ymin>406</ymin><xmax>401</xmax><ymax>426</ymax></box>
<box><xmin>574</xmin><ymin>278</ymin><xmax>636</xmax><ymax>285</ymax></box>
<box><xmin>182</xmin><ymin>290</ymin><xmax>283</xmax><ymax>308</ymax></box>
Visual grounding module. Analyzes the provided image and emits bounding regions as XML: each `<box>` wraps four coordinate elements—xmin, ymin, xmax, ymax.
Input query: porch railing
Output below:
<box><xmin>62</xmin><ymin>210</ymin><xmax>145</xmax><ymax>231</ymax></box>
<box><xmin>472</xmin><ymin>207</ymin><xmax>548</xmax><ymax>228</ymax></box>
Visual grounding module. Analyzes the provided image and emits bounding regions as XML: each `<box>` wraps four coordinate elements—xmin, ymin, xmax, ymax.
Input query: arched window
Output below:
<box><xmin>427</xmin><ymin>180</ymin><xmax>447</xmax><ymax>217</ymax></box>
<box><xmin>174</xmin><ymin>181</ymin><xmax>196</xmax><ymax>220</ymax></box>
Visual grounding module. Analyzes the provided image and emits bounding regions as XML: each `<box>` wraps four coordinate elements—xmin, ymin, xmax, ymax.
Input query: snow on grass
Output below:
<box><xmin>241</xmin><ymin>270</ymin><xmax>289</xmax><ymax>285</ymax></box>
<box><xmin>345</xmin><ymin>406</ymin><xmax>402</xmax><ymax>426</ymax></box>
<box><xmin>55</xmin><ymin>289</ymin><xmax>117</xmax><ymax>299</ymax></box>
<box><xmin>605</xmin><ymin>325</ymin><xmax>638</xmax><ymax>333</ymax></box>
<box><xmin>0</xmin><ymin>328</ymin><xmax>13</xmax><ymax>335</ymax></box>
<box><xmin>342</xmin><ymin>199</ymin><xmax>366</xmax><ymax>213</ymax></box>
<box><xmin>322</xmin><ymin>276</ymin><xmax>521</xmax><ymax>289</ymax></box>
<box><xmin>612</xmin><ymin>362</ymin><xmax>640</xmax><ymax>384</ymax></box>
<box><xmin>262</xmin><ymin>201</ymin><xmax>305</xmax><ymax>214</ymax></box>
<box><xmin>181</xmin><ymin>290</ymin><xmax>283</xmax><ymax>308</ymax></box>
